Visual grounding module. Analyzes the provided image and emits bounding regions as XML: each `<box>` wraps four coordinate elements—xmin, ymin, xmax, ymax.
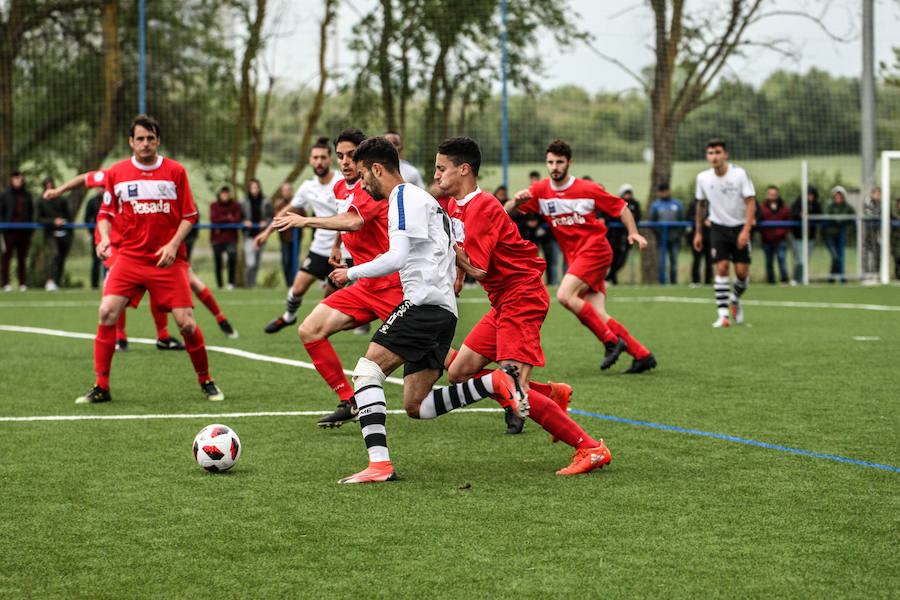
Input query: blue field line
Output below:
<box><xmin>569</xmin><ymin>408</ymin><xmax>899</xmax><ymax>472</ymax></box>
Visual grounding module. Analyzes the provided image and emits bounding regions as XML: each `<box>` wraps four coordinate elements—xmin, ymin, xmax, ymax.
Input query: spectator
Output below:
<box><xmin>605</xmin><ymin>184</ymin><xmax>642</xmax><ymax>285</ymax></box>
<box><xmin>0</xmin><ymin>170</ymin><xmax>34</xmax><ymax>291</ymax></box>
<box><xmin>36</xmin><ymin>176</ymin><xmax>74</xmax><ymax>291</ymax></box>
<box><xmin>789</xmin><ymin>184</ymin><xmax>821</xmax><ymax>285</ymax></box>
<box><xmin>823</xmin><ymin>185</ymin><xmax>854</xmax><ymax>283</ymax></box>
<box><xmin>892</xmin><ymin>196</ymin><xmax>900</xmax><ymax>280</ymax></box>
<box><xmin>210</xmin><ymin>185</ymin><xmax>242</xmax><ymax>290</ymax></box>
<box><xmin>649</xmin><ymin>182</ymin><xmax>684</xmax><ymax>284</ymax></box>
<box><xmin>862</xmin><ymin>186</ymin><xmax>881</xmax><ymax>274</ymax></box>
<box><xmin>757</xmin><ymin>185</ymin><xmax>791</xmax><ymax>284</ymax></box>
<box><xmin>240</xmin><ymin>178</ymin><xmax>273</xmax><ymax>288</ymax></box>
<box><xmin>685</xmin><ymin>197</ymin><xmax>712</xmax><ymax>285</ymax></box>
<box><xmin>271</xmin><ymin>181</ymin><xmax>298</xmax><ymax>287</ymax></box>
<box><xmin>83</xmin><ymin>188</ymin><xmax>103</xmax><ymax>289</ymax></box>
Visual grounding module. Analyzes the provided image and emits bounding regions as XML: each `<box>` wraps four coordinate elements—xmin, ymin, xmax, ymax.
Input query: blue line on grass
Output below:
<box><xmin>569</xmin><ymin>408</ymin><xmax>899</xmax><ymax>473</ymax></box>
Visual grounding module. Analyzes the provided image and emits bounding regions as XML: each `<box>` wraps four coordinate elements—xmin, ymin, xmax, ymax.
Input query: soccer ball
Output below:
<box><xmin>192</xmin><ymin>424</ymin><xmax>242</xmax><ymax>472</ymax></box>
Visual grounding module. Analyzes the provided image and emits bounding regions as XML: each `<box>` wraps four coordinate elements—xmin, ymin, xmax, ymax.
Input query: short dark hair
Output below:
<box><xmin>706</xmin><ymin>138</ymin><xmax>727</xmax><ymax>151</ymax></box>
<box><xmin>545</xmin><ymin>139</ymin><xmax>572</xmax><ymax>160</ymax></box>
<box><xmin>334</xmin><ymin>128</ymin><xmax>367</xmax><ymax>148</ymax></box>
<box><xmin>353</xmin><ymin>137</ymin><xmax>400</xmax><ymax>174</ymax></box>
<box><xmin>219</xmin><ymin>185</ymin><xmax>230</xmax><ymax>193</ymax></box>
<box><xmin>658</xmin><ymin>182</ymin><xmax>670</xmax><ymax>191</ymax></box>
<box><xmin>767</xmin><ymin>185</ymin><xmax>779</xmax><ymax>192</ymax></box>
<box><xmin>437</xmin><ymin>136</ymin><xmax>482</xmax><ymax>177</ymax></box>
<box><xmin>312</xmin><ymin>136</ymin><xmax>331</xmax><ymax>154</ymax></box>
<box><xmin>528</xmin><ymin>170</ymin><xmax>540</xmax><ymax>179</ymax></box>
<box><xmin>130</xmin><ymin>114</ymin><xmax>161</xmax><ymax>138</ymax></box>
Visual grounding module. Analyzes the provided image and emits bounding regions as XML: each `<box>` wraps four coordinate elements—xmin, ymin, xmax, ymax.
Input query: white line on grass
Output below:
<box><xmin>0</xmin><ymin>408</ymin><xmax>502</xmax><ymax>422</ymax></box>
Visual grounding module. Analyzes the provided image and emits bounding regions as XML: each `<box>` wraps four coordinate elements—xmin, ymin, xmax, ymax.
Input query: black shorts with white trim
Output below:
<box><xmin>372</xmin><ymin>300</ymin><xmax>457</xmax><ymax>376</ymax></box>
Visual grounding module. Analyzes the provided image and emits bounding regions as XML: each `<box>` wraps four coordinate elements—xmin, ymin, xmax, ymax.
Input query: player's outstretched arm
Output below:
<box><xmin>620</xmin><ymin>207</ymin><xmax>648</xmax><ymax>249</ymax></box>
<box><xmin>504</xmin><ymin>190</ymin><xmax>531</xmax><ymax>215</ymax></box>
<box><xmin>274</xmin><ymin>210</ymin><xmax>362</xmax><ymax>233</ymax></box>
<box><xmin>43</xmin><ymin>172</ymin><xmax>89</xmax><ymax>200</ymax></box>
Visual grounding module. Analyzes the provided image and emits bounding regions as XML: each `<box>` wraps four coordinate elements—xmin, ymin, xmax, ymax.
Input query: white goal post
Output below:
<box><xmin>880</xmin><ymin>151</ymin><xmax>900</xmax><ymax>284</ymax></box>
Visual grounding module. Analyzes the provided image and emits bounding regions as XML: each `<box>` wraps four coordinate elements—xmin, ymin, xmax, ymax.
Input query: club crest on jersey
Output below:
<box><xmin>102</xmin><ymin>191</ymin><xmax>112</xmax><ymax>206</ymax></box>
<box><xmin>93</xmin><ymin>172</ymin><xmax>105</xmax><ymax>184</ymax></box>
<box><xmin>546</xmin><ymin>200</ymin><xmax>557</xmax><ymax>214</ymax></box>
<box><xmin>127</xmin><ymin>183</ymin><xmax>138</xmax><ymax>198</ymax></box>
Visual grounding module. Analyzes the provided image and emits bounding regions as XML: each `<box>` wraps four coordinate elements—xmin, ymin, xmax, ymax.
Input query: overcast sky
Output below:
<box><xmin>265</xmin><ymin>0</ymin><xmax>900</xmax><ymax>94</ymax></box>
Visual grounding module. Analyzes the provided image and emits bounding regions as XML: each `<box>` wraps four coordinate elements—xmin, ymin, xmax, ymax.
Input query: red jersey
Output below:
<box><xmin>98</xmin><ymin>156</ymin><xmax>197</xmax><ymax>265</ymax></box>
<box><xmin>448</xmin><ymin>188</ymin><xmax>545</xmax><ymax>305</ymax></box>
<box><xmin>87</xmin><ymin>169</ymin><xmax>122</xmax><ymax>248</ymax></box>
<box><xmin>520</xmin><ymin>176</ymin><xmax>626</xmax><ymax>261</ymax></box>
<box><xmin>333</xmin><ymin>178</ymin><xmax>401</xmax><ymax>291</ymax></box>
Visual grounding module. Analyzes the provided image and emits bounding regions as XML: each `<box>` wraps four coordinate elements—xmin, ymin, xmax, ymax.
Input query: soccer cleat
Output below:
<box><xmin>503</xmin><ymin>405</ymin><xmax>525</xmax><ymax>435</ymax></box>
<box><xmin>620</xmin><ymin>353</ymin><xmax>658</xmax><ymax>374</ymax></box>
<box><xmin>338</xmin><ymin>460</ymin><xmax>397</xmax><ymax>484</ymax></box>
<box><xmin>548</xmin><ymin>381</ymin><xmax>573</xmax><ymax>442</ymax></box>
<box><xmin>317</xmin><ymin>398</ymin><xmax>359</xmax><ymax>428</ymax></box>
<box><xmin>600</xmin><ymin>337</ymin><xmax>628</xmax><ymax>370</ymax></box>
<box><xmin>712</xmin><ymin>316</ymin><xmax>730</xmax><ymax>328</ymax></box>
<box><xmin>491</xmin><ymin>364</ymin><xmax>528</xmax><ymax>419</ymax></box>
<box><xmin>730</xmin><ymin>301</ymin><xmax>744</xmax><ymax>324</ymax></box>
<box><xmin>75</xmin><ymin>385</ymin><xmax>111</xmax><ymax>404</ymax></box>
<box><xmin>353</xmin><ymin>323</ymin><xmax>371</xmax><ymax>335</ymax></box>
<box><xmin>115</xmin><ymin>338</ymin><xmax>129</xmax><ymax>352</ymax></box>
<box><xmin>264</xmin><ymin>315</ymin><xmax>295</xmax><ymax>334</ymax></box>
<box><xmin>200</xmin><ymin>379</ymin><xmax>225</xmax><ymax>401</ymax></box>
<box><xmin>157</xmin><ymin>336</ymin><xmax>185</xmax><ymax>350</ymax></box>
<box><xmin>218</xmin><ymin>319</ymin><xmax>239</xmax><ymax>339</ymax></box>
<box><xmin>556</xmin><ymin>441</ymin><xmax>611</xmax><ymax>475</ymax></box>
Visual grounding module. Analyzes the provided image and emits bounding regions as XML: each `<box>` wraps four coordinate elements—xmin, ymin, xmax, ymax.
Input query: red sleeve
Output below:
<box><xmin>463</xmin><ymin>197</ymin><xmax>503</xmax><ymax>273</ymax></box>
<box><xmin>98</xmin><ymin>169</ymin><xmax>117</xmax><ymax>223</ymax></box>
<box><xmin>351</xmin><ymin>194</ymin><xmax>381</xmax><ymax>224</ymax></box>
<box><xmin>85</xmin><ymin>169</ymin><xmax>108</xmax><ymax>189</ymax></box>
<box><xmin>177</xmin><ymin>166</ymin><xmax>198</xmax><ymax>225</ymax></box>
<box><xmin>590</xmin><ymin>183</ymin><xmax>627</xmax><ymax>217</ymax></box>
<box><xmin>517</xmin><ymin>182</ymin><xmax>540</xmax><ymax>214</ymax></box>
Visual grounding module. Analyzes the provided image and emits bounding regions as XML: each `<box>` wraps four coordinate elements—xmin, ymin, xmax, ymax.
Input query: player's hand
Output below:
<box><xmin>43</xmin><ymin>188</ymin><xmax>60</xmax><ymax>200</ymax></box>
<box><xmin>329</xmin><ymin>266</ymin><xmax>350</xmax><ymax>287</ymax></box>
<box><xmin>693</xmin><ymin>232</ymin><xmax>703</xmax><ymax>252</ymax></box>
<box><xmin>454</xmin><ymin>268</ymin><xmax>465</xmax><ymax>297</ymax></box>
<box><xmin>628</xmin><ymin>232</ymin><xmax>648</xmax><ymax>250</ymax></box>
<box><xmin>513</xmin><ymin>189</ymin><xmax>532</xmax><ymax>204</ymax></box>
<box><xmin>328</xmin><ymin>247</ymin><xmax>345</xmax><ymax>267</ymax></box>
<box><xmin>96</xmin><ymin>238</ymin><xmax>111</xmax><ymax>261</ymax></box>
<box><xmin>253</xmin><ymin>230</ymin><xmax>269</xmax><ymax>250</ymax></box>
<box><xmin>273</xmin><ymin>213</ymin><xmax>305</xmax><ymax>231</ymax></box>
<box><xmin>737</xmin><ymin>229</ymin><xmax>750</xmax><ymax>250</ymax></box>
<box><xmin>155</xmin><ymin>243</ymin><xmax>178</xmax><ymax>268</ymax></box>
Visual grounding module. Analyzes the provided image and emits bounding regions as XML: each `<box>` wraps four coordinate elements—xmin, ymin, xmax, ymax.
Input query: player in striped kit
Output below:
<box><xmin>508</xmin><ymin>139</ymin><xmax>656</xmax><ymax>374</ymax></box>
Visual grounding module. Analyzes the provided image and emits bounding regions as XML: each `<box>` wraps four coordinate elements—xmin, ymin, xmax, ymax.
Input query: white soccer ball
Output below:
<box><xmin>192</xmin><ymin>424</ymin><xmax>242</xmax><ymax>472</ymax></box>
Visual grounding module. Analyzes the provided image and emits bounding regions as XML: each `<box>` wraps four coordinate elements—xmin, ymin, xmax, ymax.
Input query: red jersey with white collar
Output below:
<box><xmin>447</xmin><ymin>188</ymin><xmax>545</xmax><ymax>305</ymax></box>
<box><xmin>332</xmin><ymin>178</ymin><xmax>401</xmax><ymax>291</ymax></box>
<box><xmin>98</xmin><ymin>156</ymin><xmax>197</xmax><ymax>265</ymax></box>
<box><xmin>520</xmin><ymin>176</ymin><xmax>626</xmax><ymax>261</ymax></box>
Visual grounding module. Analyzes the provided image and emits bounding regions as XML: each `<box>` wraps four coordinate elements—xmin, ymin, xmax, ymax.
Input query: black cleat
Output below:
<box><xmin>218</xmin><ymin>319</ymin><xmax>239</xmax><ymax>339</ymax></box>
<box><xmin>601</xmin><ymin>337</ymin><xmax>628</xmax><ymax>370</ymax></box>
<box><xmin>75</xmin><ymin>385</ymin><xmax>111</xmax><ymax>404</ymax></box>
<box><xmin>115</xmin><ymin>338</ymin><xmax>129</xmax><ymax>352</ymax></box>
<box><xmin>503</xmin><ymin>405</ymin><xmax>525</xmax><ymax>435</ymax></box>
<box><xmin>200</xmin><ymin>379</ymin><xmax>225</xmax><ymax>401</ymax></box>
<box><xmin>264</xmin><ymin>315</ymin><xmax>295</xmax><ymax>334</ymax></box>
<box><xmin>156</xmin><ymin>337</ymin><xmax>185</xmax><ymax>350</ymax></box>
<box><xmin>317</xmin><ymin>398</ymin><xmax>359</xmax><ymax>428</ymax></box>
<box><xmin>620</xmin><ymin>353</ymin><xmax>658</xmax><ymax>374</ymax></box>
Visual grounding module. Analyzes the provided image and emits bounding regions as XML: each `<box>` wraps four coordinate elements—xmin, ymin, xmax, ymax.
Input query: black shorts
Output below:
<box><xmin>299</xmin><ymin>251</ymin><xmax>353</xmax><ymax>280</ymax></box>
<box><xmin>710</xmin><ymin>223</ymin><xmax>752</xmax><ymax>264</ymax></box>
<box><xmin>372</xmin><ymin>300</ymin><xmax>457</xmax><ymax>377</ymax></box>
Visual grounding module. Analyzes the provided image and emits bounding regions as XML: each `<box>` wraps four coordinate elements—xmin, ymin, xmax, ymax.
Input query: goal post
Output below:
<box><xmin>880</xmin><ymin>151</ymin><xmax>900</xmax><ymax>284</ymax></box>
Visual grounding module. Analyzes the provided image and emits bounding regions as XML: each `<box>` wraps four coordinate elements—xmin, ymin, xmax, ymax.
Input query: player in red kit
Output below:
<box><xmin>508</xmin><ymin>139</ymin><xmax>657</xmax><ymax>374</ymax></box>
<box><xmin>271</xmin><ymin>129</ymin><xmax>404</xmax><ymax>427</ymax></box>
<box><xmin>436</xmin><ymin>137</ymin><xmax>611</xmax><ymax>475</ymax></box>
<box><xmin>75</xmin><ymin>114</ymin><xmax>224</xmax><ymax>403</ymax></box>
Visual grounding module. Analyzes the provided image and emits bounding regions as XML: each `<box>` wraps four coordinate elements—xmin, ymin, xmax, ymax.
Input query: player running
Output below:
<box><xmin>271</xmin><ymin>129</ymin><xmax>405</xmax><ymax>428</ymax></box>
<box><xmin>75</xmin><ymin>114</ymin><xmax>223</xmax><ymax>403</ymax></box>
<box><xmin>508</xmin><ymin>139</ymin><xmax>656</xmax><ymax>374</ymax></box>
<box><xmin>328</xmin><ymin>137</ymin><xmax>525</xmax><ymax>483</ymax></box>
<box><xmin>437</xmin><ymin>136</ymin><xmax>612</xmax><ymax>474</ymax></box>
<box><xmin>693</xmin><ymin>138</ymin><xmax>756</xmax><ymax>327</ymax></box>
<box><xmin>255</xmin><ymin>136</ymin><xmax>343</xmax><ymax>333</ymax></box>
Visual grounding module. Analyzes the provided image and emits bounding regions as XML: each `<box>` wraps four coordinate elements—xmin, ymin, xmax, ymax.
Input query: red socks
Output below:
<box><xmin>304</xmin><ymin>339</ymin><xmax>354</xmax><ymax>402</ymax></box>
<box><xmin>607</xmin><ymin>317</ymin><xmax>650</xmax><ymax>359</ymax></box>
<box><xmin>182</xmin><ymin>327</ymin><xmax>210</xmax><ymax>382</ymax></box>
<box><xmin>529</xmin><ymin>381</ymin><xmax>552</xmax><ymax>396</ymax></box>
<box><xmin>197</xmin><ymin>286</ymin><xmax>225</xmax><ymax>322</ymax></box>
<box><xmin>94</xmin><ymin>323</ymin><xmax>116</xmax><ymax>389</ymax></box>
<box><xmin>527</xmin><ymin>389</ymin><xmax>598</xmax><ymax>450</ymax></box>
<box><xmin>115</xmin><ymin>311</ymin><xmax>127</xmax><ymax>341</ymax></box>
<box><xmin>149</xmin><ymin>296</ymin><xmax>171</xmax><ymax>339</ymax></box>
<box><xmin>576</xmin><ymin>303</ymin><xmax>617</xmax><ymax>344</ymax></box>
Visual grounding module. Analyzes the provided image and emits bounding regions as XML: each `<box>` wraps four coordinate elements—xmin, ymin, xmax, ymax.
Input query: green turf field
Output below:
<box><xmin>1</xmin><ymin>283</ymin><xmax>898</xmax><ymax>598</ymax></box>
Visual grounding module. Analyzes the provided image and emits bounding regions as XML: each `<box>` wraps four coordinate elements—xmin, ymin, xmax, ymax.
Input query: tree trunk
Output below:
<box><xmin>378</xmin><ymin>0</ymin><xmax>396</xmax><ymax>131</ymax></box>
<box><xmin>424</xmin><ymin>42</ymin><xmax>450</xmax><ymax>157</ymax></box>
<box><xmin>230</xmin><ymin>0</ymin><xmax>267</xmax><ymax>191</ymax></box>
<box><xmin>0</xmin><ymin>16</ymin><xmax>19</xmax><ymax>181</ymax></box>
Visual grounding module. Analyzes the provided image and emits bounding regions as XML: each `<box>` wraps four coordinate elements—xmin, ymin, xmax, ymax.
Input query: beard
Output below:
<box><xmin>550</xmin><ymin>166</ymin><xmax>568</xmax><ymax>183</ymax></box>
<box><xmin>365</xmin><ymin>175</ymin><xmax>385</xmax><ymax>200</ymax></box>
<box><xmin>313</xmin><ymin>164</ymin><xmax>328</xmax><ymax>177</ymax></box>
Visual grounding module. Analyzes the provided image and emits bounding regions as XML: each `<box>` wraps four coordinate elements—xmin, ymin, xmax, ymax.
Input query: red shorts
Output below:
<box><xmin>565</xmin><ymin>240</ymin><xmax>612</xmax><ymax>295</ymax></box>
<box><xmin>322</xmin><ymin>282</ymin><xmax>405</xmax><ymax>327</ymax></box>
<box><xmin>462</xmin><ymin>286</ymin><xmax>549</xmax><ymax>367</ymax></box>
<box><xmin>103</xmin><ymin>254</ymin><xmax>192</xmax><ymax>312</ymax></box>
<box><xmin>103</xmin><ymin>245</ymin><xmax>144</xmax><ymax>308</ymax></box>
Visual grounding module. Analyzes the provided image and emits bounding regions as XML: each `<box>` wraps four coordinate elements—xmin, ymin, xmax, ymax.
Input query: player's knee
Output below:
<box><xmin>352</xmin><ymin>357</ymin><xmax>386</xmax><ymax>391</ymax></box>
<box><xmin>178</xmin><ymin>320</ymin><xmax>197</xmax><ymax>335</ymax></box>
<box><xmin>296</xmin><ymin>319</ymin><xmax>321</xmax><ymax>342</ymax></box>
<box><xmin>556</xmin><ymin>288</ymin><xmax>573</xmax><ymax>308</ymax></box>
<box><xmin>98</xmin><ymin>305</ymin><xmax>117</xmax><ymax>325</ymax></box>
<box><xmin>404</xmin><ymin>401</ymin><xmax>421</xmax><ymax>419</ymax></box>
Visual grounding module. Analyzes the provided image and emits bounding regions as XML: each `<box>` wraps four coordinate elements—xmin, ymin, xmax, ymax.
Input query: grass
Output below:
<box><xmin>0</xmin><ymin>280</ymin><xmax>898</xmax><ymax>598</ymax></box>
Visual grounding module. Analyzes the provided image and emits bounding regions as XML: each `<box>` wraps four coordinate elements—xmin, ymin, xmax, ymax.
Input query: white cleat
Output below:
<box><xmin>712</xmin><ymin>316</ymin><xmax>731</xmax><ymax>328</ymax></box>
<box><xmin>730</xmin><ymin>302</ymin><xmax>744</xmax><ymax>324</ymax></box>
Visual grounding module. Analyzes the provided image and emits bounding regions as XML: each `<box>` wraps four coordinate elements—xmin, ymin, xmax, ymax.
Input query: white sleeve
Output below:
<box><xmin>346</xmin><ymin>233</ymin><xmax>410</xmax><ymax>281</ymax></box>
<box><xmin>389</xmin><ymin>185</ymin><xmax>429</xmax><ymax>239</ymax></box>
<box><xmin>695</xmin><ymin>175</ymin><xmax>706</xmax><ymax>201</ymax></box>
<box><xmin>290</xmin><ymin>183</ymin><xmax>311</xmax><ymax>211</ymax></box>
<box><xmin>741</xmin><ymin>170</ymin><xmax>756</xmax><ymax>198</ymax></box>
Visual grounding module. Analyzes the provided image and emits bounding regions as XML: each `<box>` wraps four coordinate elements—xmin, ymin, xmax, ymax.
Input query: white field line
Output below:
<box><xmin>0</xmin><ymin>408</ymin><xmax>502</xmax><ymax>423</ymax></box>
<box><xmin>0</xmin><ymin>325</ymin><xmax>405</xmax><ymax>386</ymax></box>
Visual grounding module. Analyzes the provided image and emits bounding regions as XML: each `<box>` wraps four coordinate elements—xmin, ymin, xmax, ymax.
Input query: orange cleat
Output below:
<box><xmin>491</xmin><ymin>365</ymin><xmax>528</xmax><ymax>419</ymax></box>
<box><xmin>548</xmin><ymin>381</ymin><xmax>573</xmax><ymax>443</ymax></box>
<box><xmin>555</xmin><ymin>441</ymin><xmax>611</xmax><ymax>475</ymax></box>
<box><xmin>338</xmin><ymin>460</ymin><xmax>397</xmax><ymax>484</ymax></box>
